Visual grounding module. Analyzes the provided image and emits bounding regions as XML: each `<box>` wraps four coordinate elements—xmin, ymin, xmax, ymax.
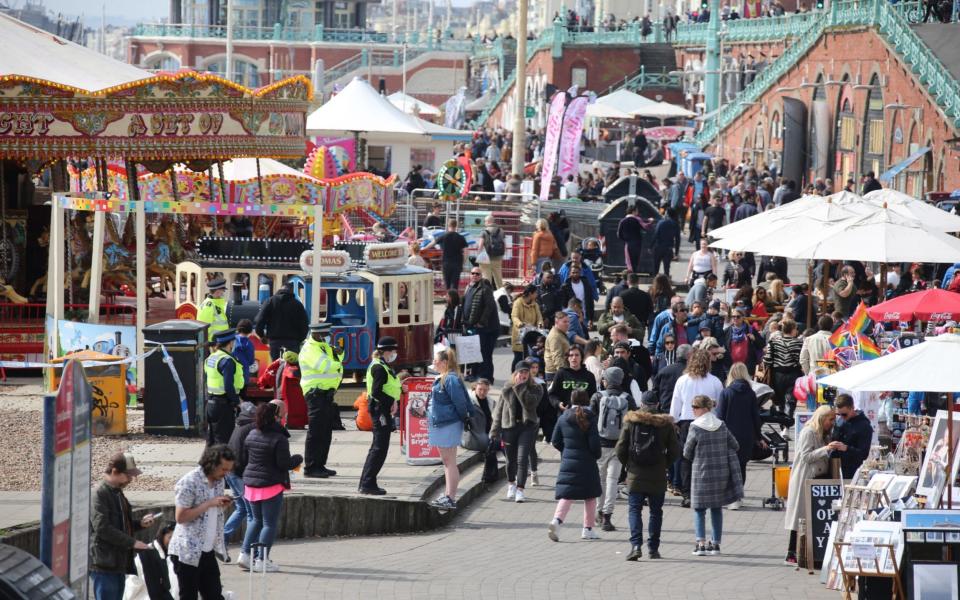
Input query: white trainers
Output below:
<box><xmin>236</xmin><ymin>552</ymin><xmax>251</xmax><ymax>571</ymax></box>
<box><xmin>548</xmin><ymin>518</ymin><xmax>561</xmax><ymax>542</ymax></box>
<box><xmin>515</xmin><ymin>488</ymin><xmax>526</xmax><ymax>503</ymax></box>
<box><xmin>531</xmin><ymin>471</ymin><xmax>540</xmax><ymax>486</ymax></box>
<box><xmin>727</xmin><ymin>500</ymin><xmax>742</xmax><ymax>511</ymax></box>
<box><xmin>252</xmin><ymin>558</ymin><xmax>280</xmax><ymax>573</ymax></box>
<box><xmin>581</xmin><ymin>527</ymin><xmax>600</xmax><ymax>540</ymax></box>
<box><xmin>506</xmin><ymin>483</ymin><xmax>517</xmax><ymax>500</ymax></box>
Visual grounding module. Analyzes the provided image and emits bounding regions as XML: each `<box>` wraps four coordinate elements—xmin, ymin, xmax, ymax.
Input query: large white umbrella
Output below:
<box><xmin>710</xmin><ymin>200</ymin><xmax>869</xmax><ymax>252</ymax></box>
<box><xmin>820</xmin><ymin>333</ymin><xmax>960</xmax><ymax>392</ymax></box>
<box><xmin>775</xmin><ymin>206</ymin><xmax>960</xmax><ymax>263</ymax></box>
<box><xmin>708</xmin><ymin>193</ymin><xmax>852</xmax><ymax>241</ymax></box>
<box><xmin>864</xmin><ymin>189</ymin><xmax>960</xmax><ymax>232</ymax></box>
<box><xmin>586</xmin><ymin>89</ymin><xmax>658</xmax><ymax>120</ymax></box>
<box><xmin>630</xmin><ymin>100</ymin><xmax>696</xmax><ymax>119</ymax></box>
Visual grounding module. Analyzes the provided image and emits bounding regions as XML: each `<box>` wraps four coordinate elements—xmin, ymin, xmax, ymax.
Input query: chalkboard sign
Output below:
<box><xmin>804</xmin><ymin>479</ymin><xmax>843</xmax><ymax>570</ymax></box>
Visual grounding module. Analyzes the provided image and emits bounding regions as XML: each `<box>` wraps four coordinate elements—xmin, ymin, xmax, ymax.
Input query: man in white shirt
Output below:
<box><xmin>563</xmin><ymin>174</ymin><xmax>580</xmax><ymax>199</ymax></box>
<box><xmin>799</xmin><ymin>315</ymin><xmax>835</xmax><ymax>374</ymax></box>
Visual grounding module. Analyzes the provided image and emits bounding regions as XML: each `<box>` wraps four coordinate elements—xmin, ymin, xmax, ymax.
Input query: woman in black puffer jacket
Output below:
<box><xmin>240</xmin><ymin>402</ymin><xmax>302</xmax><ymax>573</ymax></box>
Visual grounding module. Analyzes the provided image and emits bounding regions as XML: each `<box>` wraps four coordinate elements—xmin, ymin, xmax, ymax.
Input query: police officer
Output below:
<box><xmin>204</xmin><ymin>329</ymin><xmax>244</xmax><ymax>446</ymax></box>
<box><xmin>359</xmin><ymin>337</ymin><xmax>401</xmax><ymax>495</ymax></box>
<box><xmin>197</xmin><ymin>277</ymin><xmax>229</xmax><ymax>342</ymax></box>
<box><xmin>299</xmin><ymin>321</ymin><xmax>344</xmax><ymax>478</ymax></box>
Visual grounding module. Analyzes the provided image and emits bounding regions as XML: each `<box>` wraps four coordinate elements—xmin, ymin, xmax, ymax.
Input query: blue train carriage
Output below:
<box><xmin>297</xmin><ymin>242</ymin><xmax>435</xmax><ymax>374</ymax></box>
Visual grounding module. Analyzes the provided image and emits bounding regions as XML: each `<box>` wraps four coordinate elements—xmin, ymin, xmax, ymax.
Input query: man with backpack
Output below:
<box><xmin>477</xmin><ymin>215</ymin><xmax>507</xmax><ymax>289</ymax></box>
<box><xmin>590</xmin><ymin>367</ymin><xmax>635</xmax><ymax>533</ymax></box>
<box><xmin>615</xmin><ymin>391</ymin><xmax>681</xmax><ymax>562</ymax></box>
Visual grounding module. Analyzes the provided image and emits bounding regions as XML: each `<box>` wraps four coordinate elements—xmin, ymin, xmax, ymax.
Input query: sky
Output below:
<box><xmin>17</xmin><ymin>0</ymin><xmax>480</xmax><ymax>27</ymax></box>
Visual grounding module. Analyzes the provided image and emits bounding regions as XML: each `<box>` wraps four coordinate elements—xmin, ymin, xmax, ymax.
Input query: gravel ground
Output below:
<box><xmin>0</xmin><ymin>384</ymin><xmax>184</xmax><ymax>492</ymax></box>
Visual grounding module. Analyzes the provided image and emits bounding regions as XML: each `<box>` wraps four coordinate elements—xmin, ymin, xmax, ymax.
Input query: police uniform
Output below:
<box><xmin>197</xmin><ymin>277</ymin><xmax>229</xmax><ymax>342</ymax></box>
<box><xmin>204</xmin><ymin>329</ymin><xmax>244</xmax><ymax>446</ymax></box>
<box><xmin>359</xmin><ymin>337</ymin><xmax>401</xmax><ymax>495</ymax></box>
<box><xmin>299</xmin><ymin>322</ymin><xmax>343</xmax><ymax>477</ymax></box>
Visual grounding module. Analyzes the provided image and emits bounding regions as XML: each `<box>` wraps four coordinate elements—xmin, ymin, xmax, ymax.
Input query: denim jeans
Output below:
<box><xmin>90</xmin><ymin>570</ymin><xmax>125</xmax><ymax>600</ymax></box>
<box><xmin>628</xmin><ymin>491</ymin><xmax>665</xmax><ymax>551</ymax></box>
<box><xmin>694</xmin><ymin>507</ymin><xmax>723</xmax><ymax>543</ymax></box>
<box><xmin>223</xmin><ymin>472</ymin><xmax>252</xmax><ymax>545</ymax></box>
<box><xmin>501</xmin><ymin>423</ymin><xmax>538</xmax><ymax>488</ymax></box>
<box><xmin>242</xmin><ymin>491</ymin><xmax>284</xmax><ymax>558</ymax></box>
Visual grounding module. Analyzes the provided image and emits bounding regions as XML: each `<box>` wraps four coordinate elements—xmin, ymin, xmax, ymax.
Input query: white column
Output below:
<box><xmin>135</xmin><ymin>200</ymin><xmax>146</xmax><ymax>387</ymax></box>
<box><xmin>311</xmin><ymin>204</ymin><xmax>323</xmax><ymax>323</ymax></box>
<box><xmin>87</xmin><ymin>211</ymin><xmax>105</xmax><ymax>324</ymax></box>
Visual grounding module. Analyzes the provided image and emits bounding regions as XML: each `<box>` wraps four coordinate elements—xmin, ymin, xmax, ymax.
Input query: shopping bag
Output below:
<box><xmin>475</xmin><ymin>250</ymin><xmax>490</xmax><ymax>264</ymax></box>
<box><xmin>456</xmin><ymin>334</ymin><xmax>483</xmax><ymax>365</ymax></box>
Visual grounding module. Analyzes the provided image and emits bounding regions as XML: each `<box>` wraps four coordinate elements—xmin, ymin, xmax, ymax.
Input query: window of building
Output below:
<box><xmin>571</xmin><ymin>67</ymin><xmax>587</xmax><ymax>89</ymax></box>
<box><xmin>145</xmin><ymin>55</ymin><xmax>181</xmax><ymax>72</ymax></box>
<box><xmin>205</xmin><ymin>58</ymin><xmax>261</xmax><ymax>88</ymax></box>
<box><xmin>410</xmin><ymin>148</ymin><xmax>436</xmax><ymax>173</ymax></box>
<box><xmin>332</xmin><ymin>2</ymin><xmax>355</xmax><ymax>28</ymax></box>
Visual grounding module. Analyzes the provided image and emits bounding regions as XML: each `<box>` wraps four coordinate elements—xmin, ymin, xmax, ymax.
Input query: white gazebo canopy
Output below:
<box><xmin>0</xmin><ymin>12</ymin><xmax>151</xmax><ymax>92</ymax></box>
<box><xmin>307</xmin><ymin>77</ymin><xmax>428</xmax><ymax>135</ymax></box>
<box><xmin>632</xmin><ymin>101</ymin><xmax>696</xmax><ymax>119</ymax></box>
<box><xmin>864</xmin><ymin>188</ymin><xmax>960</xmax><ymax>232</ymax></box>
<box><xmin>586</xmin><ymin>89</ymin><xmax>658</xmax><ymax>120</ymax></box>
<box><xmin>388</xmin><ymin>91</ymin><xmax>442</xmax><ymax>117</ymax></box>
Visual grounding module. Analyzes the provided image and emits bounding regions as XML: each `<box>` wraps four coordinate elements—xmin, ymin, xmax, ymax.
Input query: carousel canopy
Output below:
<box><xmin>387</xmin><ymin>92</ymin><xmax>442</xmax><ymax>117</ymax></box>
<box><xmin>0</xmin><ymin>12</ymin><xmax>151</xmax><ymax>92</ymax></box>
<box><xmin>0</xmin><ymin>13</ymin><xmax>311</xmax><ymax>162</ymax></box>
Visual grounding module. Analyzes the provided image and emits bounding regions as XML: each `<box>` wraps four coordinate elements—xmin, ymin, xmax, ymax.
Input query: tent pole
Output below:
<box><xmin>819</xmin><ymin>260</ymin><xmax>829</xmax><ymax>319</ymax></box>
<box><xmin>879</xmin><ymin>263</ymin><xmax>887</xmax><ymax>298</ymax></box>
<box><xmin>948</xmin><ymin>400</ymin><xmax>954</xmax><ymax>508</ymax></box>
<box><xmin>806</xmin><ymin>260</ymin><xmax>814</xmax><ymax>327</ymax></box>
<box><xmin>125</xmin><ymin>159</ymin><xmax>146</xmax><ymax>390</ymax></box>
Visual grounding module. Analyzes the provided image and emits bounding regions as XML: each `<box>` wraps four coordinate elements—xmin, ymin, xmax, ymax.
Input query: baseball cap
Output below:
<box><xmin>108</xmin><ymin>452</ymin><xmax>142</xmax><ymax>476</ymax></box>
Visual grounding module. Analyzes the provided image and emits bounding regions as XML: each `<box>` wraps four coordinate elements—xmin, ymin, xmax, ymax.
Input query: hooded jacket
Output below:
<box><xmin>615</xmin><ymin>409</ymin><xmax>681</xmax><ymax>495</ymax></box>
<box><xmin>242</xmin><ymin>421</ymin><xmax>303</xmax><ymax>489</ymax></box>
<box><xmin>254</xmin><ymin>287</ymin><xmax>309</xmax><ymax>341</ymax></box>
<box><xmin>228</xmin><ymin>401</ymin><xmax>257</xmax><ymax>477</ymax></box>
<box><xmin>683</xmin><ymin>412</ymin><xmax>743</xmax><ymax>509</ymax></box>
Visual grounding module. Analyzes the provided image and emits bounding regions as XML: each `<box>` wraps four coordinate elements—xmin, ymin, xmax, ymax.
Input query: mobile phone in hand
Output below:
<box><xmin>150</xmin><ymin>512</ymin><xmax>164</xmax><ymax>520</ymax></box>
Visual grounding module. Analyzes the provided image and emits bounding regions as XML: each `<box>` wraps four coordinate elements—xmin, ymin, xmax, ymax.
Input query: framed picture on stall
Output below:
<box><xmin>912</xmin><ymin>562</ymin><xmax>959</xmax><ymax>600</ymax></box>
<box><xmin>916</xmin><ymin>410</ymin><xmax>960</xmax><ymax>504</ymax></box>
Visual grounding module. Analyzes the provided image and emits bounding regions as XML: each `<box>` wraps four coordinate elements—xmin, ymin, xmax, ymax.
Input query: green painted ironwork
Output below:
<box><xmin>694</xmin><ymin>0</ymin><xmax>960</xmax><ymax>147</ymax></box>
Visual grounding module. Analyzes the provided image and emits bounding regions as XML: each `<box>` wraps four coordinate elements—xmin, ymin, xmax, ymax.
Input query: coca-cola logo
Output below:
<box><xmin>928</xmin><ymin>312</ymin><xmax>954</xmax><ymax>321</ymax></box>
<box><xmin>882</xmin><ymin>312</ymin><xmax>901</xmax><ymax>320</ymax></box>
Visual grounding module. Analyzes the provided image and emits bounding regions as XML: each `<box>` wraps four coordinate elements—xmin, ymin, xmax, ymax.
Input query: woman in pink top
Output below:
<box><xmin>240</xmin><ymin>403</ymin><xmax>302</xmax><ymax>573</ymax></box>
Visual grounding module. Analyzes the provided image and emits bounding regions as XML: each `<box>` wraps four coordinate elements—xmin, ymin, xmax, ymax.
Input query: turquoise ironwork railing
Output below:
<box><xmin>605</xmin><ymin>66</ymin><xmax>683</xmax><ymax>95</ymax></box>
<box><xmin>469</xmin><ymin>30</ymin><xmax>555</xmax><ymax>128</ymax></box>
<box><xmin>694</xmin><ymin>0</ymin><xmax>960</xmax><ymax>147</ymax></box>
<box><xmin>675</xmin><ymin>11</ymin><xmax>817</xmax><ymax>44</ymax></box>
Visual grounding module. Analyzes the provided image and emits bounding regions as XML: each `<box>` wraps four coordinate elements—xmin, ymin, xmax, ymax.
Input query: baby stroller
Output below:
<box><xmin>580</xmin><ymin>237</ymin><xmax>605</xmax><ymax>293</ymax></box>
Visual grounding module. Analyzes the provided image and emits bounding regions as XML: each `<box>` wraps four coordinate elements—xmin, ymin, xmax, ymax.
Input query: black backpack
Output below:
<box><xmin>629</xmin><ymin>422</ymin><xmax>661</xmax><ymax>466</ymax></box>
<box><xmin>484</xmin><ymin>228</ymin><xmax>506</xmax><ymax>258</ymax></box>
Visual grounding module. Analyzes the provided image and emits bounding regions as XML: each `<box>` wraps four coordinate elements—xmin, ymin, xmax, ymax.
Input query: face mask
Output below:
<box><xmin>384</xmin><ymin>351</ymin><xmax>397</xmax><ymax>363</ymax></box>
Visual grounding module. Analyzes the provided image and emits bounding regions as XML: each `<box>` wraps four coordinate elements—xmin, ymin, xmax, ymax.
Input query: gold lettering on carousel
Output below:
<box><xmin>0</xmin><ymin>112</ymin><xmax>55</xmax><ymax>136</ymax></box>
<box><xmin>150</xmin><ymin>113</ymin><xmax>195</xmax><ymax>136</ymax></box>
<box><xmin>128</xmin><ymin>114</ymin><xmax>148</xmax><ymax>136</ymax></box>
<box><xmin>198</xmin><ymin>113</ymin><xmax>223</xmax><ymax>135</ymax></box>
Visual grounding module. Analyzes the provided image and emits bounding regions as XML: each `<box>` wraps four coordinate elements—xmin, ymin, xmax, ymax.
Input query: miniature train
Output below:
<box><xmin>174</xmin><ymin>238</ymin><xmax>434</xmax><ymax>394</ymax></box>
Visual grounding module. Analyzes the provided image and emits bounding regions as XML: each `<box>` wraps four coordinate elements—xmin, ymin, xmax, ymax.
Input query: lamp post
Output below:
<box><xmin>511</xmin><ymin>0</ymin><xmax>529</xmax><ymax>176</ymax></box>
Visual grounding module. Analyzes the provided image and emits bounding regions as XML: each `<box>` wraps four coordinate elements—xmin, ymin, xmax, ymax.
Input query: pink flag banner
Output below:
<box><xmin>555</xmin><ymin>96</ymin><xmax>589</xmax><ymax>180</ymax></box>
<box><xmin>539</xmin><ymin>92</ymin><xmax>568</xmax><ymax>201</ymax></box>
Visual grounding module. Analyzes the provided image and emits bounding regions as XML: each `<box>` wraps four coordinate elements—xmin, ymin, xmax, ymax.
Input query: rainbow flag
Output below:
<box><xmin>856</xmin><ymin>333</ymin><xmax>881</xmax><ymax>360</ymax></box>
<box><xmin>848</xmin><ymin>302</ymin><xmax>872</xmax><ymax>335</ymax></box>
<box><xmin>829</xmin><ymin>325</ymin><xmax>847</xmax><ymax>347</ymax></box>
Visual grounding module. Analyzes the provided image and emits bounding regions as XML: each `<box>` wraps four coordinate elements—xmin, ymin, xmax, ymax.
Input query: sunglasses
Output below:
<box><xmin>470</xmin><ymin>271</ymin><xmax>481</xmax><ymax>275</ymax></box>
<box><xmin>664</xmin><ymin>340</ymin><xmax>676</xmax><ymax>344</ymax></box>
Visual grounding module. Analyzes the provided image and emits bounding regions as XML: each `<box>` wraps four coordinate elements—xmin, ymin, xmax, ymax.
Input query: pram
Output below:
<box><xmin>579</xmin><ymin>237</ymin><xmax>605</xmax><ymax>293</ymax></box>
<box><xmin>751</xmin><ymin>381</ymin><xmax>795</xmax><ymax>510</ymax></box>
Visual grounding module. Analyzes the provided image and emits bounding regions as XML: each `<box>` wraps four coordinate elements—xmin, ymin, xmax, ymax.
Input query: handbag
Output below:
<box><xmin>751</xmin><ymin>439</ymin><xmax>773</xmax><ymax>461</ymax></box>
<box><xmin>460</xmin><ymin>404</ymin><xmax>489</xmax><ymax>452</ymax></box>
<box><xmin>755</xmin><ymin>363</ymin><xmax>771</xmax><ymax>385</ymax></box>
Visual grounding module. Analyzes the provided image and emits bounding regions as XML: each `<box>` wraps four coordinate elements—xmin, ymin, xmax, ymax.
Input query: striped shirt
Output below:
<box><xmin>764</xmin><ymin>335</ymin><xmax>804</xmax><ymax>370</ymax></box>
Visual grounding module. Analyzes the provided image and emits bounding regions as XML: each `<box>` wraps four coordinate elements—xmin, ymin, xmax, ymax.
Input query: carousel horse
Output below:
<box><xmin>0</xmin><ymin>279</ymin><xmax>27</xmax><ymax>304</ymax></box>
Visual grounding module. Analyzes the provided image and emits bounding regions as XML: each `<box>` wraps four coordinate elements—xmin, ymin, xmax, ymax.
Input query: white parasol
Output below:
<box><xmin>864</xmin><ymin>189</ymin><xmax>960</xmax><ymax>232</ymax></box>
<box><xmin>773</xmin><ymin>206</ymin><xmax>960</xmax><ymax>263</ymax></box>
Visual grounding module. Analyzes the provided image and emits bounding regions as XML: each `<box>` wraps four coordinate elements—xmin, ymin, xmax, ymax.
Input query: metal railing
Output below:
<box><xmin>675</xmin><ymin>11</ymin><xmax>819</xmax><ymax>44</ymax></box>
<box><xmin>694</xmin><ymin>0</ymin><xmax>960</xmax><ymax>147</ymax></box>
